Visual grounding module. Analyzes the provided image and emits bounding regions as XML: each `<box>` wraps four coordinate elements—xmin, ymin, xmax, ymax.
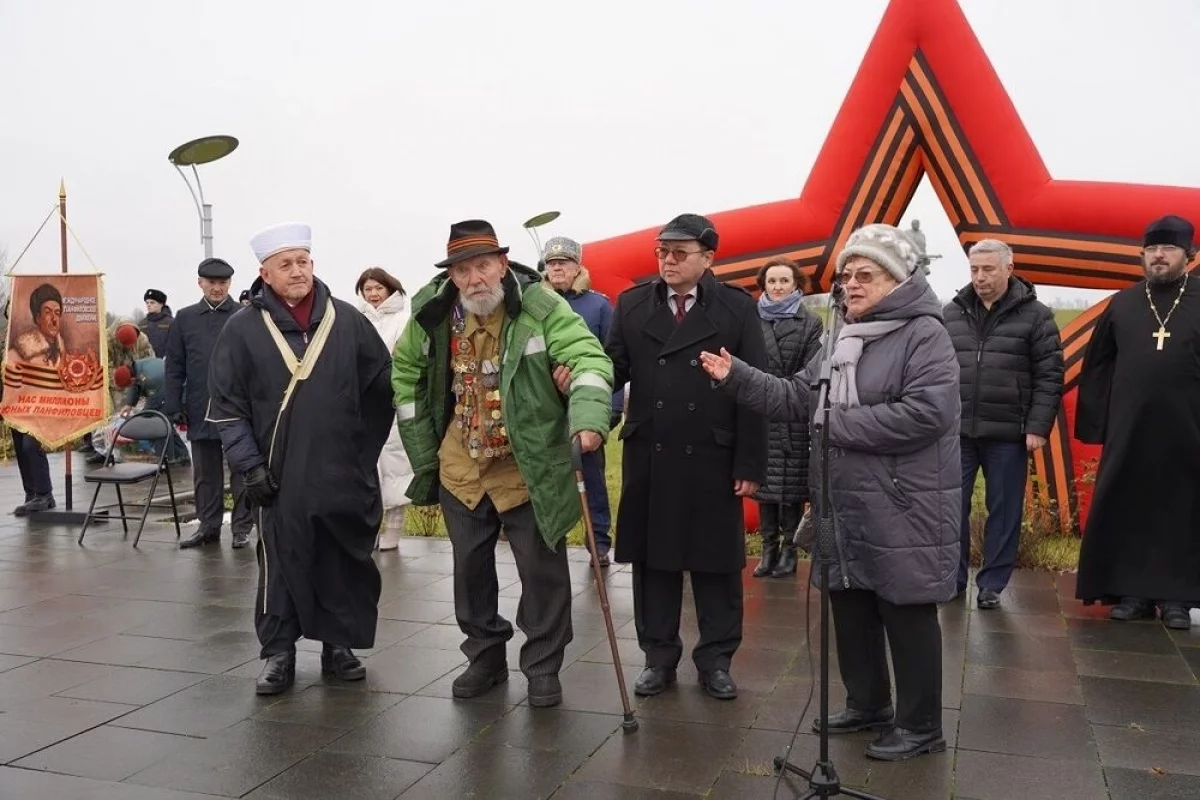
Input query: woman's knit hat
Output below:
<box><xmin>835</xmin><ymin>223</ymin><xmax>921</xmax><ymax>283</ymax></box>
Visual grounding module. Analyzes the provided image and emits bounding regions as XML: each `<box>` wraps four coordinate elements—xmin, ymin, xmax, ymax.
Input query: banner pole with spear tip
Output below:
<box><xmin>58</xmin><ymin>180</ymin><xmax>73</xmax><ymax>513</ymax></box>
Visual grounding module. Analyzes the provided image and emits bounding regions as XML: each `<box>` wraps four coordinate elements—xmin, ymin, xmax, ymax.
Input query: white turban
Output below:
<box><xmin>250</xmin><ymin>222</ymin><xmax>312</xmax><ymax>263</ymax></box>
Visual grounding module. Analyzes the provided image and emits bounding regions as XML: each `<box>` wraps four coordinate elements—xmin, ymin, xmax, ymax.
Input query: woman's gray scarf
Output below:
<box><xmin>757</xmin><ymin>290</ymin><xmax>803</xmax><ymax>321</ymax></box>
<box><xmin>826</xmin><ymin>319</ymin><xmax>908</xmax><ymax>410</ymax></box>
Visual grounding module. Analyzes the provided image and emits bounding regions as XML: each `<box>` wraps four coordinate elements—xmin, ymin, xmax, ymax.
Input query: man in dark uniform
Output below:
<box><xmin>165</xmin><ymin>257</ymin><xmax>253</xmax><ymax>549</ymax></box>
<box><xmin>139</xmin><ymin>289</ymin><xmax>173</xmax><ymax>357</ymax></box>
<box><xmin>605</xmin><ymin>213</ymin><xmax>769</xmax><ymax>700</ymax></box>
<box><xmin>542</xmin><ymin>235</ymin><xmax>624</xmax><ymax>566</ymax></box>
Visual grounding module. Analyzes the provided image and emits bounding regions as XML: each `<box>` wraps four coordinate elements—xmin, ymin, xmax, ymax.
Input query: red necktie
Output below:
<box><xmin>674</xmin><ymin>294</ymin><xmax>691</xmax><ymax>323</ymax></box>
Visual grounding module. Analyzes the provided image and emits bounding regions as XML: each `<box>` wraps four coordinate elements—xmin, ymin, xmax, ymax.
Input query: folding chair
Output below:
<box><xmin>78</xmin><ymin>409</ymin><xmax>182</xmax><ymax>546</ymax></box>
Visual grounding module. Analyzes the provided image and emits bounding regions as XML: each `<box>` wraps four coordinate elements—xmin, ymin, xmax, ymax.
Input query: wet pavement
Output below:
<box><xmin>0</xmin><ymin>459</ymin><xmax>1198</xmax><ymax>798</ymax></box>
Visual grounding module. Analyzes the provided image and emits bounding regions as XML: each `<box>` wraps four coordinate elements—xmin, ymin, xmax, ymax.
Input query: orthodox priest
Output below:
<box><xmin>207</xmin><ymin>222</ymin><xmax>395</xmax><ymax>694</ymax></box>
<box><xmin>1075</xmin><ymin>214</ymin><xmax>1200</xmax><ymax>629</ymax></box>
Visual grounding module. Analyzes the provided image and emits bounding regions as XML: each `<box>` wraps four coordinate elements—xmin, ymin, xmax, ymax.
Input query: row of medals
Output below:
<box><xmin>451</xmin><ymin>325</ymin><xmax>510</xmax><ymax>460</ymax></box>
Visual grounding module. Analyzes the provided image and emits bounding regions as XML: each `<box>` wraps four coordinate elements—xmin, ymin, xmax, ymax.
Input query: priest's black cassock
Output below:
<box><xmin>208</xmin><ymin>277</ymin><xmax>394</xmax><ymax>653</ymax></box>
<box><xmin>1074</xmin><ymin>273</ymin><xmax>1200</xmax><ymax>607</ymax></box>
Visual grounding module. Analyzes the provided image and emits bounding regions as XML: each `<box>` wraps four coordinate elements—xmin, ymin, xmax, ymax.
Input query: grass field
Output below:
<box><xmin>406</xmin><ymin>426</ymin><xmax>1082</xmax><ymax>573</ymax></box>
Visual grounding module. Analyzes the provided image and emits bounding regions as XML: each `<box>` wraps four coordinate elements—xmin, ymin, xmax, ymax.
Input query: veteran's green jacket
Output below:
<box><xmin>391</xmin><ymin>262</ymin><xmax>614</xmax><ymax>549</ymax></box>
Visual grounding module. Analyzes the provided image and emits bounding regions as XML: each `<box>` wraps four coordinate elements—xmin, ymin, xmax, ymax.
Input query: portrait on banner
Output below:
<box><xmin>0</xmin><ymin>274</ymin><xmax>109</xmax><ymax>447</ymax></box>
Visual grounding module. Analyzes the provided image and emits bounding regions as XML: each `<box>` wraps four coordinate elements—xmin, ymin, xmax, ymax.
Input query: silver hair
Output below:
<box><xmin>968</xmin><ymin>239</ymin><xmax>1014</xmax><ymax>265</ymax></box>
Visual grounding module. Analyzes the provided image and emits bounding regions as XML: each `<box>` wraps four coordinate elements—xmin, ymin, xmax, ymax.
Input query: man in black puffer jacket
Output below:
<box><xmin>944</xmin><ymin>239</ymin><xmax>1063</xmax><ymax>609</ymax></box>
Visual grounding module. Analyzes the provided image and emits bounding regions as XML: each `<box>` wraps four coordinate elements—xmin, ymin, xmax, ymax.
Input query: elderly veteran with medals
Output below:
<box><xmin>207</xmin><ymin>222</ymin><xmax>395</xmax><ymax>696</ymax></box>
<box><xmin>391</xmin><ymin>219</ymin><xmax>614</xmax><ymax>708</ymax></box>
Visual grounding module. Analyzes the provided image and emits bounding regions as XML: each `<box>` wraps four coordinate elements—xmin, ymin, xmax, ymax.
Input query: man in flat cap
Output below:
<box><xmin>1076</xmin><ymin>214</ymin><xmax>1200</xmax><ymax>629</ymax></box>
<box><xmin>208</xmin><ymin>222</ymin><xmax>395</xmax><ymax>696</ymax></box>
<box><xmin>392</xmin><ymin>219</ymin><xmax>613</xmax><ymax>707</ymax></box>
<box><xmin>139</xmin><ymin>289</ymin><xmax>173</xmax><ymax>357</ymax></box>
<box><xmin>542</xmin><ymin>235</ymin><xmax>624</xmax><ymax>566</ymax></box>
<box><xmin>605</xmin><ymin>213</ymin><xmax>768</xmax><ymax>700</ymax></box>
<box><xmin>165</xmin><ymin>257</ymin><xmax>253</xmax><ymax>549</ymax></box>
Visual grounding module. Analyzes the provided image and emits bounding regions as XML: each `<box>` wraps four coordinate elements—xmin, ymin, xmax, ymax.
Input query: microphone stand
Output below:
<box><xmin>773</xmin><ymin>291</ymin><xmax>885</xmax><ymax>800</ymax></box>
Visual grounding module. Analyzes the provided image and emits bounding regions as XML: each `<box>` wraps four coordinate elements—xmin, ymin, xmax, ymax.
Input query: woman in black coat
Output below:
<box><xmin>752</xmin><ymin>258</ymin><xmax>823</xmax><ymax>578</ymax></box>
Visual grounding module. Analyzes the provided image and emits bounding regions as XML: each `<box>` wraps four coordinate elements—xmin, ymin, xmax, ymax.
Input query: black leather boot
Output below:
<box><xmin>754</xmin><ymin>534</ymin><xmax>781</xmax><ymax>577</ymax></box>
<box><xmin>321</xmin><ymin>644</ymin><xmax>366</xmax><ymax>681</ymax></box>
<box><xmin>812</xmin><ymin>706</ymin><xmax>895</xmax><ymax>735</ymax></box>
<box><xmin>865</xmin><ymin>727</ymin><xmax>946</xmax><ymax>761</ymax></box>
<box><xmin>256</xmin><ymin>652</ymin><xmax>296</xmax><ymax>695</ymax></box>
<box><xmin>771</xmin><ymin>542</ymin><xmax>798</xmax><ymax>577</ymax></box>
<box><xmin>451</xmin><ymin>651</ymin><xmax>508</xmax><ymax>699</ymax></box>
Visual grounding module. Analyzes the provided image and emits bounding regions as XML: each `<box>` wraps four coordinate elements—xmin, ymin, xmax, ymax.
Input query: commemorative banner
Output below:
<box><xmin>0</xmin><ymin>274</ymin><xmax>109</xmax><ymax>448</ymax></box>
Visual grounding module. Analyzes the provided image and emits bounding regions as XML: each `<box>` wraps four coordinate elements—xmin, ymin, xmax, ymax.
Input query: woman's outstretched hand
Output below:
<box><xmin>699</xmin><ymin>348</ymin><xmax>733</xmax><ymax>381</ymax></box>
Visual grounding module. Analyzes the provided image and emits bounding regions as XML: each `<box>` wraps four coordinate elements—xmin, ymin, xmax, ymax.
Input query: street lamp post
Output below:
<box><xmin>523</xmin><ymin>211</ymin><xmax>561</xmax><ymax>270</ymax></box>
<box><xmin>168</xmin><ymin>135</ymin><xmax>239</xmax><ymax>259</ymax></box>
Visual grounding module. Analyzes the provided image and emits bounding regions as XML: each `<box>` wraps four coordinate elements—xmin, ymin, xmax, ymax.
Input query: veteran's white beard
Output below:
<box><xmin>461</xmin><ymin>284</ymin><xmax>505</xmax><ymax>317</ymax></box>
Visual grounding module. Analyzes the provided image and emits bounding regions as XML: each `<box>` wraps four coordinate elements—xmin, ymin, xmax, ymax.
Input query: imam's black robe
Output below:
<box><xmin>207</xmin><ymin>278</ymin><xmax>394</xmax><ymax>648</ymax></box>
<box><xmin>1074</xmin><ymin>274</ymin><xmax>1200</xmax><ymax>606</ymax></box>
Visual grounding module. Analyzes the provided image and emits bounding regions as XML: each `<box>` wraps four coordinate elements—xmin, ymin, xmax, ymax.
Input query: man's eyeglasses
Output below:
<box><xmin>1144</xmin><ymin>244</ymin><xmax>1184</xmax><ymax>255</ymax></box>
<box><xmin>837</xmin><ymin>267</ymin><xmax>884</xmax><ymax>285</ymax></box>
<box><xmin>654</xmin><ymin>246</ymin><xmax>705</xmax><ymax>262</ymax></box>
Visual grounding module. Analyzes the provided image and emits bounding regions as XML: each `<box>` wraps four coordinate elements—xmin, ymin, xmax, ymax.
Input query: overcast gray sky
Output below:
<box><xmin>3</xmin><ymin>0</ymin><xmax>1198</xmax><ymax>316</ymax></box>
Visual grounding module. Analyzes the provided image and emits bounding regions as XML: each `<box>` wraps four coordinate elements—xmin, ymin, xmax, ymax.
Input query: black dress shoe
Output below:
<box><xmin>528</xmin><ymin>674</ymin><xmax>563</xmax><ymax>707</ymax></box>
<box><xmin>256</xmin><ymin>652</ymin><xmax>296</xmax><ymax>695</ymax></box>
<box><xmin>1160</xmin><ymin>603</ymin><xmax>1192</xmax><ymax>630</ymax></box>
<box><xmin>865</xmin><ymin>727</ymin><xmax>946</xmax><ymax>761</ymax></box>
<box><xmin>321</xmin><ymin>644</ymin><xmax>366</xmax><ymax>681</ymax></box>
<box><xmin>633</xmin><ymin>666</ymin><xmax>676</xmax><ymax>696</ymax></box>
<box><xmin>698</xmin><ymin>668</ymin><xmax>737</xmax><ymax>700</ymax></box>
<box><xmin>179</xmin><ymin>529</ymin><xmax>220</xmax><ymax>549</ymax></box>
<box><xmin>813</xmin><ymin>705</ymin><xmax>895</xmax><ymax>734</ymax></box>
<box><xmin>977</xmin><ymin>589</ymin><xmax>1001</xmax><ymax>609</ymax></box>
<box><xmin>452</xmin><ymin>657</ymin><xmax>508</xmax><ymax>698</ymax></box>
<box><xmin>1110</xmin><ymin>597</ymin><xmax>1156</xmax><ymax>621</ymax></box>
<box><xmin>231</xmin><ymin>530</ymin><xmax>251</xmax><ymax>549</ymax></box>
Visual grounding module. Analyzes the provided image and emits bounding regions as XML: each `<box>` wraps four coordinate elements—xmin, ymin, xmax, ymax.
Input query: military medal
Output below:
<box><xmin>448</xmin><ymin>305</ymin><xmax>512</xmax><ymax>461</ymax></box>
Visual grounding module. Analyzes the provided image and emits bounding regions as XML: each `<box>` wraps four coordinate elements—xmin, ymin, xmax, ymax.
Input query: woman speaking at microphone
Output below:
<box><xmin>699</xmin><ymin>224</ymin><xmax>960</xmax><ymax>762</ymax></box>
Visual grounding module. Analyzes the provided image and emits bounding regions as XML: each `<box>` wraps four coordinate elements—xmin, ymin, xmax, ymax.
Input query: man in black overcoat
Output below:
<box><xmin>207</xmin><ymin>221</ymin><xmax>395</xmax><ymax>695</ymax></box>
<box><xmin>164</xmin><ymin>257</ymin><xmax>254</xmax><ymax>549</ymax></box>
<box><xmin>606</xmin><ymin>213</ymin><xmax>768</xmax><ymax>699</ymax></box>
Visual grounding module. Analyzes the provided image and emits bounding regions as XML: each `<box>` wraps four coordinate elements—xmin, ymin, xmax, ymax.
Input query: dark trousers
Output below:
<box><xmin>830</xmin><ymin>588</ymin><xmax>942</xmax><ymax>732</ymax></box>
<box><xmin>255</xmin><ymin>535</ymin><xmax>302</xmax><ymax>658</ymax></box>
<box><xmin>191</xmin><ymin>440</ymin><xmax>252</xmax><ymax>535</ymax></box>
<box><xmin>959</xmin><ymin>438</ymin><xmax>1028</xmax><ymax>593</ymax></box>
<box><xmin>632</xmin><ymin>564</ymin><xmax>743</xmax><ymax>673</ymax></box>
<box><xmin>759</xmin><ymin>501</ymin><xmax>804</xmax><ymax>542</ymax></box>
<box><xmin>580</xmin><ymin>447</ymin><xmax>611</xmax><ymax>551</ymax></box>
<box><xmin>11</xmin><ymin>429</ymin><xmax>52</xmax><ymax>499</ymax></box>
<box><xmin>439</xmin><ymin>487</ymin><xmax>574</xmax><ymax>678</ymax></box>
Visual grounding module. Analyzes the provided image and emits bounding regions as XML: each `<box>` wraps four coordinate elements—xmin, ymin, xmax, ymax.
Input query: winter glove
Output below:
<box><xmin>244</xmin><ymin>465</ymin><xmax>279</xmax><ymax>508</ymax></box>
<box><xmin>169</xmin><ymin>411</ymin><xmax>187</xmax><ymax>427</ymax></box>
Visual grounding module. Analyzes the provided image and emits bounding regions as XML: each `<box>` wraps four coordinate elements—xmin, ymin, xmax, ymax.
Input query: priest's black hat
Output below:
<box><xmin>1143</xmin><ymin>215</ymin><xmax>1196</xmax><ymax>251</ymax></box>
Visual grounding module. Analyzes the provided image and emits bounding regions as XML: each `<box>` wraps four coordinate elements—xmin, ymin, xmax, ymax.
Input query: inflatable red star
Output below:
<box><xmin>585</xmin><ymin>0</ymin><xmax>1200</xmax><ymax>534</ymax></box>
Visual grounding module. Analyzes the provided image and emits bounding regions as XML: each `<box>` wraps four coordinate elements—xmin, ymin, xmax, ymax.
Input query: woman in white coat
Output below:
<box><xmin>356</xmin><ymin>268</ymin><xmax>415</xmax><ymax>550</ymax></box>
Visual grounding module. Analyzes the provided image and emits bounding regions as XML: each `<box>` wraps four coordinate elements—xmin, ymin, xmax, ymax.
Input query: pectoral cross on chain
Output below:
<box><xmin>1153</xmin><ymin>326</ymin><xmax>1171</xmax><ymax>351</ymax></box>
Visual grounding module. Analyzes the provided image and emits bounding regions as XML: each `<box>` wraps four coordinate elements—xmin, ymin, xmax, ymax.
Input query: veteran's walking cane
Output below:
<box><xmin>571</xmin><ymin>435</ymin><xmax>638</xmax><ymax>733</ymax></box>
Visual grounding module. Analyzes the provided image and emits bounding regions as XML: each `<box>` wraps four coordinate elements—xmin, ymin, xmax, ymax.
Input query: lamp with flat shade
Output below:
<box><xmin>168</xmin><ymin>135</ymin><xmax>239</xmax><ymax>259</ymax></box>
<box><xmin>523</xmin><ymin>211</ymin><xmax>560</xmax><ymax>270</ymax></box>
